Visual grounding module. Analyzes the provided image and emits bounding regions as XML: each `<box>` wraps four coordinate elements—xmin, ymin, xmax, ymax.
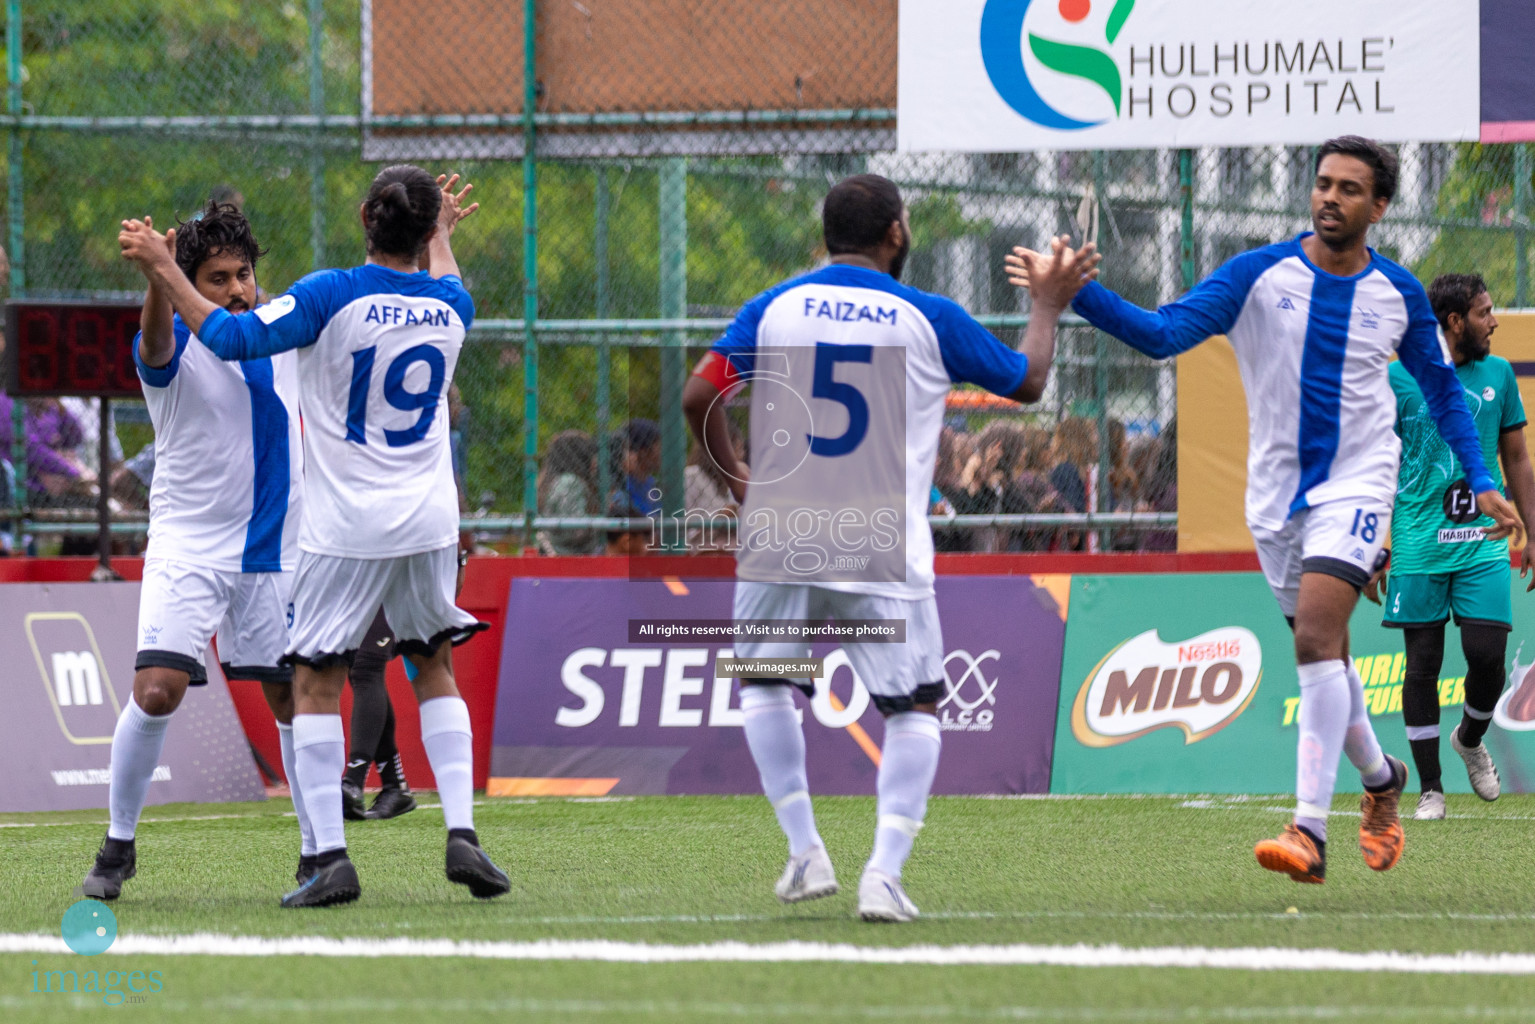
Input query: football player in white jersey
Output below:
<box><xmin>119</xmin><ymin>165</ymin><xmax>507</xmax><ymax>908</ymax></box>
<box><xmin>84</xmin><ymin>201</ymin><xmax>309</xmax><ymax>899</ymax></box>
<box><xmin>683</xmin><ymin>174</ymin><xmax>1099</xmax><ymax>921</ymax></box>
<box><xmin>1009</xmin><ymin>136</ymin><xmax>1525</xmax><ymax>884</ymax></box>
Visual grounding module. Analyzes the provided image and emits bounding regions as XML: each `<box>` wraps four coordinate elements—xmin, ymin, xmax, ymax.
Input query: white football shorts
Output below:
<box><xmin>135</xmin><ymin>557</ymin><xmax>294</xmax><ymax>684</ymax></box>
<box><xmin>285</xmin><ymin>545</ymin><xmax>485</xmax><ymax>667</ymax></box>
<box><xmin>731</xmin><ymin>581</ymin><xmax>945</xmax><ymax>714</ymax></box>
<box><xmin>1250</xmin><ymin>498</ymin><xmax>1392</xmax><ymax>618</ymax></box>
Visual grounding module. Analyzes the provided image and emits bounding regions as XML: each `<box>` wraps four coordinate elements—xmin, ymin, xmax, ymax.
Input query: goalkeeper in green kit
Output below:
<box><xmin>1366</xmin><ymin>274</ymin><xmax>1535</xmax><ymax>819</ymax></box>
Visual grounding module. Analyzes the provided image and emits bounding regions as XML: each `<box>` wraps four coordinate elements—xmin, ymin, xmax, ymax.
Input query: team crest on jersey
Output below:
<box><xmin>1484</xmin><ymin>386</ymin><xmax>1496</xmax><ymax>401</ymax></box>
<box><xmin>141</xmin><ymin>625</ymin><xmax>162</xmax><ymax>646</ymax></box>
<box><xmin>1357</xmin><ymin>307</ymin><xmax>1382</xmax><ymax>330</ymax></box>
<box><xmin>1275</xmin><ymin>297</ymin><xmax>1296</xmax><ymax>310</ymax></box>
<box><xmin>255</xmin><ymin>294</ymin><xmax>297</xmax><ymax>324</ymax></box>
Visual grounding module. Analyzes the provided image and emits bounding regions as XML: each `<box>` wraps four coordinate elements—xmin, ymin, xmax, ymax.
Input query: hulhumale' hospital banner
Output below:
<box><xmin>899</xmin><ymin>0</ymin><xmax>1481</xmax><ymax>151</ymax></box>
<box><xmin>491</xmin><ymin>576</ymin><xmax>1069</xmax><ymax>796</ymax></box>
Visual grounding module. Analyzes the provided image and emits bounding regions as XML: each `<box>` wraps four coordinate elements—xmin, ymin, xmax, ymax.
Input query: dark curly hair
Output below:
<box><xmin>174</xmin><ymin>200</ymin><xmax>267</xmax><ymax>281</ymax></box>
<box><xmin>362</xmin><ymin>164</ymin><xmax>441</xmax><ymax>260</ymax></box>
<box><xmin>1428</xmin><ymin>273</ymin><xmax>1489</xmax><ymax>331</ymax></box>
<box><xmin>1315</xmin><ymin>136</ymin><xmax>1399</xmax><ymax>202</ymax></box>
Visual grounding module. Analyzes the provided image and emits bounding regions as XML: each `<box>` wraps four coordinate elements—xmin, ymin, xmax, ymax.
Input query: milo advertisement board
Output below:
<box><xmin>1052</xmin><ymin>570</ymin><xmax>1535</xmax><ymax>794</ymax></box>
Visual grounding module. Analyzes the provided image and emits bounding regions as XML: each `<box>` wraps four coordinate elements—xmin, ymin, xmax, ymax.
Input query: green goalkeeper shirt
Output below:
<box><xmin>1388</xmin><ymin>355</ymin><xmax>1525</xmax><ymax>575</ymax></box>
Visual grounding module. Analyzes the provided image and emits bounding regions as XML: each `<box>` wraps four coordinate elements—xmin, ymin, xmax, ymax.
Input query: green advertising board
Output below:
<box><xmin>1051</xmin><ymin>571</ymin><xmax>1535</xmax><ymax>794</ymax></box>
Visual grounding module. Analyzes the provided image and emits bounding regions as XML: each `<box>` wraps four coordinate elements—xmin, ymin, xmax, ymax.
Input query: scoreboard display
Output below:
<box><xmin>5</xmin><ymin>300</ymin><xmax>143</xmax><ymax>397</ymax></box>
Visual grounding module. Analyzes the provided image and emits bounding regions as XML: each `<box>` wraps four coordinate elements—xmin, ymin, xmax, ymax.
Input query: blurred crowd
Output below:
<box><xmin>535</xmin><ymin>414</ymin><xmax>1176</xmax><ymax>556</ymax></box>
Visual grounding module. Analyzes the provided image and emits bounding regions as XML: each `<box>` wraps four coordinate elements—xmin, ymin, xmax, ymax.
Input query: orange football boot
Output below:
<box><xmin>1359</xmin><ymin>754</ymin><xmax>1408</xmax><ymax>872</ymax></box>
<box><xmin>1254</xmin><ymin>823</ymin><xmax>1326</xmax><ymax>884</ymax></box>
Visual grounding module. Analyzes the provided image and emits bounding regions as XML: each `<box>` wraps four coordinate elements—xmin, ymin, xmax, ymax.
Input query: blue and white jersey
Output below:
<box><xmin>199</xmin><ymin>264</ymin><xmax>474</xmax><ymax>559</ymax></box>
<box><xmin>1072</xmin><ymin>234</ymin><xmax>1495</xmax><ymax>532</ymax></box>
<box><xmin>714</xmin><ymin>263</ymin><xmax>1028</xmax><ymax>599</ymax></box>
<box><xmin>134</xmin><ymin>314</ymin><xmax>301</xmax><ymax>573</ymax></box>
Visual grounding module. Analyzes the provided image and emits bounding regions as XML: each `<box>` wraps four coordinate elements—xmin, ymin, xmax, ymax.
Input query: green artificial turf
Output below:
<box><xmin>3</xmin><ymin>792</ymin><xmax>1534</xmax><ymax>1021</ymax></box>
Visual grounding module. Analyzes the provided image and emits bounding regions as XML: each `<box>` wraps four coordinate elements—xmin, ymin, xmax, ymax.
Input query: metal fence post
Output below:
<box><xmin>307</xmin><ymin>0</ymin><xmax>326</xmax><ymax>272</ymax></box>
<box><xmin>7</xmin><ymin>0</ymin><xmax>24</xmax><ymax>522</ymax></box>
<box><xmin>521</xmin><ymin>0</ymin><xmax>539</xmax><ymax>548</ymax></box>
<box><xmin>1516</xmin><ymin>144</ymin><xmax>1530</xmax><ymax>308</ymax></box>
<box><xmin>595</xmin><ymin>166</ymin><xmax>612</xmax><ymax>509</ymax></box>
<box><xmin>1178</xmin><ymin>148</ymin><xmax>1195</xmax><ymax>292</ymax></box>
<box><xmin>658</xmin><ymin>157</ymin><xmax>687</xmax><ymax>548</ymax></box>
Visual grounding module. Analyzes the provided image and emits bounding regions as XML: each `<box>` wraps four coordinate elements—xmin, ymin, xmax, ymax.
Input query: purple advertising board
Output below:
<box><xmin>0</xmin><ymin>582</ymin><xmax>265</xmax><ymax>812</ymax></box>
<box><xmin>491</xmin><ymin>575</ymin><xmax>1068</xmax><ymax>795</ymax></box>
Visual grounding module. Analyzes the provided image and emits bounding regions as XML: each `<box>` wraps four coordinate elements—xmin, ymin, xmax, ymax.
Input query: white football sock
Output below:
<box><xmin>740</xmin><ymin>684</ymin><xmax>822</xmax><ymax>857</ymax></box>
<box><xmin>292</xmin><ymin>714</ymin><xmax>346</xmax><ymax>854</ymax></box>
<box><xmin>276</xmin><ymin>721</ymin><xmax>316</xmax><ymax>857</ymax></box>
<box><xmin>420</xmin><ymin>696</ymin><xmax>475</xmax><ymax>833</ymax></box>
<box><xmin>1294</xmin><ymin>660</ymin><xmax>1350</xmax><ymax>841</ymax></box>
<box><xmin>107</xmin><ymin>698</ymin><xmax>173</xmax><ymax>842</ymax></box>
<box><xmin>867</xmin><ymin>711</ymin><xmax>942</xmax><ymax>879</ymax></box>
<box><xmin>1343</xmin><ymin>659</ymin><xmax>1392</xmax><ymax>788</ymax></box>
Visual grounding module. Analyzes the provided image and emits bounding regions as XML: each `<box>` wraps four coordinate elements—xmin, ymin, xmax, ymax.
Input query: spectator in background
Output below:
<box><xmin>604</xmin><ymin>494</ymin><xmax>652</xmax><ymax>556</ymax></box>
<box><xmin>931</xmin><ymin>427</ymin><xmax>969</xmax><ymax>553</ymax></box>
<box><xmin>1003</xmin><ymin>425</ymin><xmax>1065</xmax><ymax>551</ymax></box>
<box><xmin>684</xmin><ymin>417</ymin><xmax>745</xmax><ymax>552</ymax></box>
<box><xmin>1133</xmin><ymin>421</ymin><xmax>1178</xmax><ymax>551</ymax></box>
<box><xmin>1048</xmin><ymin>416</ymin><xmax>1096</xmax><ymax>550</ymax></box>
<box><xmin>4</xmin><ymin>397</ymin><xmax>92</xmax><ymax>502</ymax></box>
<box><xmin>952</xmin><ymin>421</ymin><xmax>1024</xmax><ymax>552</ymax></box>
<box><xmin>613</xmin><ymin>418</ymin><xmax>662</xmax><ymax>515</ymax></box>
<box><xmin>537</xmin><ymin>430</ymin><xmax>601</xmax><ymax>555</ymax></box>
<box><xmin>1102</xmin><ymin>419</ymin><xmax>1141</xmax><ymax>552</ymax></box>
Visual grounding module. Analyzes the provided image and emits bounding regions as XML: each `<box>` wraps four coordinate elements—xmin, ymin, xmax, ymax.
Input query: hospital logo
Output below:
<box><xmin>980</xmin><ymin>0</ymin><xmax>1135</xmax><ymax>130</ymax></box>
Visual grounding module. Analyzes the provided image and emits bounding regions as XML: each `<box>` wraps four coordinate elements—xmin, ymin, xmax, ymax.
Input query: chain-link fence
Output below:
<box><xmin>5</xmin><ymin>1</ymin><xmax>1533</xmax><ymax>555</ymax></box>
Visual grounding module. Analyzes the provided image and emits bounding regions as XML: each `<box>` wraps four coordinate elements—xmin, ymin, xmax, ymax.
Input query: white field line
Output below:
<box><xmin>0</xmin><ymin>994</ymin><xmax>1527</xmax><ymax>1021</ymax></box>
<box><xmin>2</xmin><ymin>995</ymin><xmax>1529</xmax><ymax>1021</ymax></box>
<box><xmin>6</xmin><ymin>933</ymin><xmax>1535</xmax><ymax>974</ymax></box>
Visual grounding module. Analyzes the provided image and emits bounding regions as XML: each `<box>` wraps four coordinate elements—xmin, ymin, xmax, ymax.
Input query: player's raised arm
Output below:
<box><xmin>133</xmin><ymin>217</ymin><xmax>179</xmax><ymax>369</ymax></box>
<box><xmin>1009</xmin><ymin>235</ymin><xmax>1099</xmax><ymax>403</ymax></box>
<box><xmin>1009</xmin><ymin>244</ymin><xmax>1258</xmax><ymax>360</ymax></box>
<box><xmin>121</xmin><ymin>217</ymin><xmax>220</xmax><ymax>336</ymax></box>
<box><xmin>424</xmin><ymin>173</ymin><xmax>477</xmax><ymax>281</ymax></box>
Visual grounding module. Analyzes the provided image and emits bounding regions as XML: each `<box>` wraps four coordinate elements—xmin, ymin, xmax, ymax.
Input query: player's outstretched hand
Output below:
<box><xmin>1478</xmin><ymin>490</ymin><xmax>1526</xmax><ymax>549</ymax></box>
<box><xmin>1020</xmin><ymin>236</ymin><xmax>1101</xmax><ymax>310</ymax></box>
<box><xmin>1521</xmin><ymin>539</ymin><xmax>1535</xmax><ymax>593</ymax></box>
<box><xmin>1004</xmin><ymin>238</ymin><xmax>1100</xmax><ymax>300</ymax></box>
<box><xmin>436</xmin><ymin>173</ymin><xmax>479</xmax><ymax>236</ymax></box>
<box><xmin>118</xmin><ymin>216</ymin><xmax>175</xmax><ymax>276</ymax></box>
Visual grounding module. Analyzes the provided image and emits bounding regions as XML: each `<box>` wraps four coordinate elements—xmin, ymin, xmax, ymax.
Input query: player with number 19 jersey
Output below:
<box><xmin>199</xmin><ymin>263</ymin><xmax>471</xmax><ymax>560</ymax></box>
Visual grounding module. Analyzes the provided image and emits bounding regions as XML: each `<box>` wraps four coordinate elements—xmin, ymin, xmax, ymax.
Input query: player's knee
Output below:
<box><xmin>1291</xmin><ymin>624</ymin><xmax>1341</xmax><ymax>665</ymax></box>
<box><xmin>133</xmin><ymin>668</ymin><xmax>188</xmax><ymax>716</ymax></box>
<box><xmin>261</xmin><ymin>681</ymin><xmax>295</xmax><ymax>723</ymax></box>
<box><xmin>1461</xmin><ymin>625</ymin><xmax>1508</xmax><ymax>677</ymax></box>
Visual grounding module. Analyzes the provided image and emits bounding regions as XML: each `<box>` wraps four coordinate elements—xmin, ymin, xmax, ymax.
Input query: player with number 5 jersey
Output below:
<box><xmin>118</xmin><ymin>164</ymin><xmax>508</xmax><ymax>909</ymax></box>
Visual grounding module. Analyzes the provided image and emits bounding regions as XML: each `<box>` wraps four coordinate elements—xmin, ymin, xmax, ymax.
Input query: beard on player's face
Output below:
<box><xmin>1455</xmin><ymin>320</ymin><xmax>1494</xmax><ymax>362</ymax></box>
<box><xmin>888</xmin><ymin>223</ymin><xmax>912</xmax><ymax>281</ymax></box>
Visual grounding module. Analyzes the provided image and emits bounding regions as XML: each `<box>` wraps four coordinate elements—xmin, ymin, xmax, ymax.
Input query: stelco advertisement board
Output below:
<box><xmin>899</xmin><ymin>0</ymin><xmax>1481</xmax><ymax>151</ymax></box>
<box><xmin>492</xmin><ymin>568</ymin><xmax>1535</xmax><ymax>798</ymax></box>
<box><xmin>491</xmin><ymin>576</ymin><xmax>1070</xmax><ymax>796</ymax></box>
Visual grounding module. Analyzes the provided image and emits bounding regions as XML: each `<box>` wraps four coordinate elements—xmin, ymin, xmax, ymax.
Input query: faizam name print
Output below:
<box><xmin>802</xmin><ymin>298</ymin><xmax>899</xmax><ymax>326</ymax></box>
<box><xmin>362</xmin><ymin>304</ymin><xmax>451</xmax><ymax>328</ymax></box>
